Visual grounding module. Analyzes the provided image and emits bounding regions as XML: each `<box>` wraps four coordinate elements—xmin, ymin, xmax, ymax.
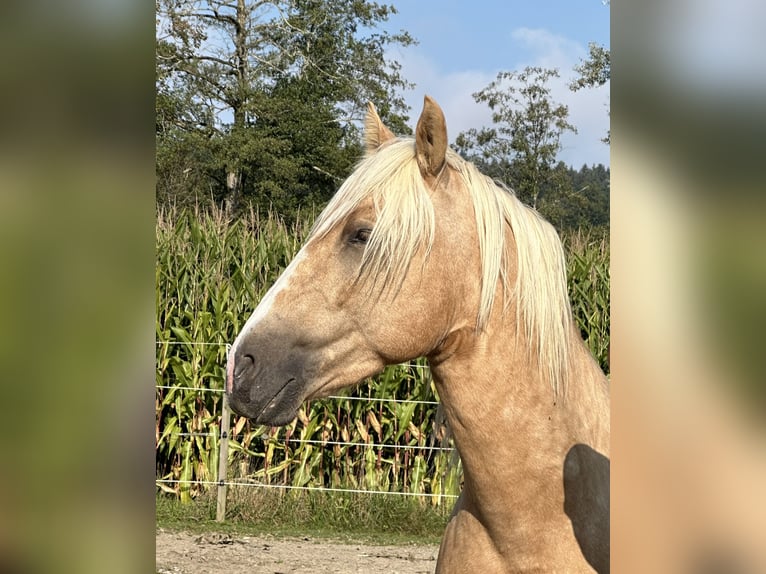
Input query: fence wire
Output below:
<box><xmin>156</xmin><ymin>340</ymin><xmax>460</xmax><ymax>511</ymax></box>
<box><xmin>156</xmin><ymin>479</ymin><xmax>459</xmax><ymax>499</ymax></box>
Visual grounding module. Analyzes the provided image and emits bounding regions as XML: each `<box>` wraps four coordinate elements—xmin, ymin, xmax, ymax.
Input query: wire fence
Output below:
<box><xmin>155</xmin><ymin>479</ymin><xmax>457</xmax><ymax>499</ymax></box>
<box><xmin>155</xmin><ymin>340</ymin><xmax>461</xmax><ymax>519</ymax></box>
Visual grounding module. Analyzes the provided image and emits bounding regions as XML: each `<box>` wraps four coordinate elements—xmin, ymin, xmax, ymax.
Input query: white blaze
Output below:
<box><xmin>227</xmin><ymin>247</ymin><xmax>308</xmax><ymax>384</ymax></box>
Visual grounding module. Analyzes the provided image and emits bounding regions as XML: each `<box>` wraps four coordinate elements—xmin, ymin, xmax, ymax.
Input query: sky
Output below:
<box><xmin>379</xmin><ymin>0</ymin><xmax>611</xmax><ymax>168</ymax></box>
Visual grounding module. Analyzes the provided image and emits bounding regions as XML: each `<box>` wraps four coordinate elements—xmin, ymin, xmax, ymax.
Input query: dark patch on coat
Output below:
<box><xmin>563</xmin><ymin>444</ymin><xmax>610</xmax><ymax>573</ymax></box>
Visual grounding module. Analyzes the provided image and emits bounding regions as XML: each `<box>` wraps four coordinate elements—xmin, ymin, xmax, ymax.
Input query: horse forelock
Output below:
<box><xmin>309</xmin><ymin>139</ymin><xmax>434</xmax><ymax>298</ymax></box>
<box><xmin>309</xmin><ymin>138</ymin><xmax>572</xmax><ymax>397</ymax></box>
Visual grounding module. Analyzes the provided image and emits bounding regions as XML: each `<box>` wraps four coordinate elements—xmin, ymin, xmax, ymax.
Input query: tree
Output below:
<box><xmin>570</xmin><ymin>42</ymin><xmax>610</xmax><ymax>144</ymax></box>
<box><xmin>541</xmin><ymin>162</ymin><xmax>610</xmax><ymax>231</ymax></box>
<box><xmin>156</xmin><ymin>0</ymin><xmax>415</xmax><ymax>213</ymax></box>
<box><xmin>455</xmin><ymin>67</ymin><xmax>577</xmax><ymax>212</ymax></box>
<box><xmin>570</xmin><ymin>43</ymin><xmax>610</xmax><ymax>91</ymax></box>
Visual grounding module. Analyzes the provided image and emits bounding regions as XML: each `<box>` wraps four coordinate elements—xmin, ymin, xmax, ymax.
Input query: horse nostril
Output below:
<box><xmin>234</xmin><ymin>352</ymin><xmax>255</xmax><ymax>380</ymax></box>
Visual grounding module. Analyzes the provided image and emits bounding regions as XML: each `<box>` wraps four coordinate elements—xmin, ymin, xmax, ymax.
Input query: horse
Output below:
<box><xmin>226</xmin><ymin>96</ymin><xmax>610</xmax><ymax>573</ymax></box>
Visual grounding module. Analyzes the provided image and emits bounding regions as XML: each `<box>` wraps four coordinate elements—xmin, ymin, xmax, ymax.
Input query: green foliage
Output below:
<box><xmin>241</xmin><ymin>80</ymin><xmax>360</xmax><ymax>215</ymax></box>
<box><xmin>570</xmin><ymin>43</ymin><xmax>611</xmax><ymax>91</ymax></box>
<box><xmin>455</xmin><ymin>67</ymin><xmax>577</xmax><ymax>212</ymax></box>
<box><xmin>155</xmin><ymin>0</ymin><xmax>415</xmax><ymax>215</ymax></box>
<box><xmin>570</xmin><ymin>42</ymin><xmax>611</xmax><ymax>144</ymax></box>
<box><xmin>542</xmin><ymin>162</ymin><xmax>610</xmax><ymax>231</ymax></box>
<box><xmin>455</xmin><ymin>66</ymin><xmax>611</xmax><ymax>232</ymax></box>
<box><xmin>564</xmin><ymin>229</ymin><xmax>611</xmax><ymax>371</ymax></box>
<box><xmin>156</xmin><ymin>209</ymin><xmax>609</xmax><ymax>505</ymax></box>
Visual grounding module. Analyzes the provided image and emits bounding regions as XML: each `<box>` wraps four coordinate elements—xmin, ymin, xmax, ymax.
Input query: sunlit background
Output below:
<box><xmin>0</xmin><ymin>0</ymin><xmax>764</xmax><ymax>572</ymax></box>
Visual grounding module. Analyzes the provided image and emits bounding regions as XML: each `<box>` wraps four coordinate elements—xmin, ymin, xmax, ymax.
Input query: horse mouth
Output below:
<box><xmin>227</xmin><ymin>377</ymin><xmax>304</xmax><ymax>426</ymax></box>
<box><xmin>253</xmin><ymin>378</ymin><xmax>297</xmax><ymax>421</ymax></box>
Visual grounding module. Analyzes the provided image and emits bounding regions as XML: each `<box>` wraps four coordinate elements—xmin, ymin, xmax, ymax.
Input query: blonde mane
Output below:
<box><xmin>310</xmin><ymin>138</ymin><xmax>573</xmax><ymax>396</ymax></box>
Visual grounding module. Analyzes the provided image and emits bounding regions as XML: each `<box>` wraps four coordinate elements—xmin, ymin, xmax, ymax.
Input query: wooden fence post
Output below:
<box><xmin>216</xmin><ymin>391</ymin><xmax>231</xmax><ymax>522</ymax></box>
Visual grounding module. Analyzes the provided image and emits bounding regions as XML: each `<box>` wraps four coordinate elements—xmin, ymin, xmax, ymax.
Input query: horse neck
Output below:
<box><xmin>428</xmin><ymin>310</ymin><xmax>609</xmax><ymax>499</ymax></box>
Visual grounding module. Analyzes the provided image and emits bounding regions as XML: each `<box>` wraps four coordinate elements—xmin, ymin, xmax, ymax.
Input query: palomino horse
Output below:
<box><xmin>226</xmin><ymin>96</ymin><xmax>610</xmax><ymax>573</ymax></box>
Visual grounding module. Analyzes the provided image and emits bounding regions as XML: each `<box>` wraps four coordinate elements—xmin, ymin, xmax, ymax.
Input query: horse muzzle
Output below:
<box><xmin>225</xmin><ymin>339</ymin><xmax>308</xmax><ymax>426</ymax></box>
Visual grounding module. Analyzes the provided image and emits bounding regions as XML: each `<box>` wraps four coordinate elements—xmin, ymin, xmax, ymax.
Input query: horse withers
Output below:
<box><xmin>226</xmin><ymin>96</ymin><xmax>610</xmax><ymax>573</ymax></box>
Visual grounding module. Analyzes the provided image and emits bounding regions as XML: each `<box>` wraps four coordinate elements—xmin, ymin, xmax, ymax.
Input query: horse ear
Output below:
<box><xmin>415</xmin><ymin>95</ymin><xmax>448</xmax><ymax>179</ymax></box>
<box><xmin>364</xmin><ymin>102</ymin><xmax>396</xmax><ymax>156</ymax></box>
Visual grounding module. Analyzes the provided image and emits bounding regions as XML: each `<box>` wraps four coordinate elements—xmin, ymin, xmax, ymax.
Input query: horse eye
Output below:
<box><xmin>351</xmin><ymin>228</ymin><xmax>372</xmax><ymax>244</ymax></box>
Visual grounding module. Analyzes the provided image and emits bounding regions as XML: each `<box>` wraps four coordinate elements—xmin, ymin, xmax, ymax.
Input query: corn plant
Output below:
<box><xmin>564</xmin><ymin>228</ymin><xmax>610</xmax><ymax>373</ymax></box>
<box><xmin>156</xmin><ymin>207</ymin><xmax>609</xmax><ymax>504</ymax></box>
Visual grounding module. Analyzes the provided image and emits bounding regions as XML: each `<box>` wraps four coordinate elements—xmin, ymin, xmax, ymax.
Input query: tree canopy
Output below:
<box><xmin>156</xmin><ymin>0</ymin><xmax>414</xmax><ymax>214</ymax></box>
<box><xmin>156</xmin><ymin>3</ymin><xmax>609</xmax><ymax>231</ymax></box>
<box><xmin>570</xmin><ymin>42</ymin><xmax>610</xmax><ymax>144</ymax></box>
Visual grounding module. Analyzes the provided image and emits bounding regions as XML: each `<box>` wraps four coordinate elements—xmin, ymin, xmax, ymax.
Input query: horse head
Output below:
<box><xmin>226</xmin><ymin>97</ymin><xmax>480</xmax><ymax>424</ymax></box>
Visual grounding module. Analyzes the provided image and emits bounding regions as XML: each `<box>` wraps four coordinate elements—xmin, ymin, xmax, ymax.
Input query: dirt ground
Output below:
<box><xmin>156</xmin><ymin>529</ymin><xmax>440</xmax><ymax>574</ymax></box>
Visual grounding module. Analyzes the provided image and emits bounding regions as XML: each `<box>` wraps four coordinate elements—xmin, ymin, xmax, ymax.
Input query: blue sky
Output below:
<box><xmin>380</xmin><ymin>1</ymin><xmax>611</xmax><ymax>168</ymax></box>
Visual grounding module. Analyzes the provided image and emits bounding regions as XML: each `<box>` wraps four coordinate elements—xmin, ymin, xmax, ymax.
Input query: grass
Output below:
<box><xmin>156</xmin><ymin>489</ymin><xmax>449</xmax><ymax>545</ymax></box>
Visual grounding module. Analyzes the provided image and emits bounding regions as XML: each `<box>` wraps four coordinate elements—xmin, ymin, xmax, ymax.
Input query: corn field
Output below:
<box><xmin>155</xmin><ymin>207</ymin><xmax>609</xmax><ymax>504</ymax></box>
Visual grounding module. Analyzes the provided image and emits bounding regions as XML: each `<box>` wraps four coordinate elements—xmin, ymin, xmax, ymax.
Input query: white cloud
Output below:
<box><xmin>509</xmin><ymin>27</ymin><xmax>585</xmax><ymax>71</ymax></box>
<box><xmin>388</xmin><ymin>27</ymin><xmax>610</xmax><ymax>168</ymax></box>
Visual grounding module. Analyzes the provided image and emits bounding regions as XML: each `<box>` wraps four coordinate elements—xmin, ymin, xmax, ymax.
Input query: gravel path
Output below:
<box><xmin>156</xmin><ymin>529</ymin><xmax>439</xmax><ymax>574</ymax></box>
